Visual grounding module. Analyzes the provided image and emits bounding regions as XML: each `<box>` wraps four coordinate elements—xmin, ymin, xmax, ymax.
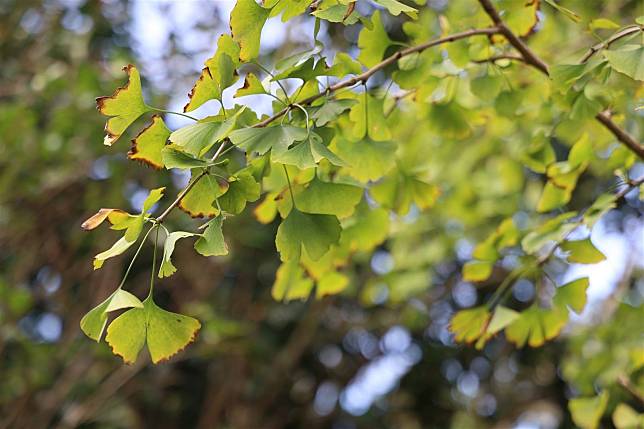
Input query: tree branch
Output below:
<box><xmin>155</xmin><ymin>26</ymin><xmax>499</xmax><ymax>221</ymax></box>
<box><xmin>477</xmin><ymin>0</ymin><xmax>643</xmax><ymax>160</ymax></box>
<box><xmin>580</xmin><ymin>25</ymin><xmax>643</xmax><ymax>64</ymax></box>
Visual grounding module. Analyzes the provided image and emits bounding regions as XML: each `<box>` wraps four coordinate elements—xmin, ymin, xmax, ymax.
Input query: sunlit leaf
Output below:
<box><xmin>80</xmin><ymin>289</ymin><xmax>143</xmax><ymax>341</ymax></box>
<box><xmin>372</xmin><ymin>0</ymin><xmax>417</xmax><ymax>18</ymax></box>
<box><xmin>229</xmin><ymin>125</ymin><xmax>308</xmax><ymax>156</ymax></box>
<box><xmin>296</xmin><ymin>177</ymin><xmax>363</xmax><ymax>218</ymax></box>
<box><xmin>161</xmin><ymin>145</ymin><xmax>210</xmax><ymax>169</ymax></box>
<box><xmin>553</xmin><ymin>277</ymin><xmax>589</xmax><ymax>314</ymax></box>
<box><xmin>604</xmin><ymin>45</ymin><xmax>644</xmax><ymax>81</ymax></box>
<box><xmin>569</xmin><ymin>391</ymin><xmax>609</xmax><ymax>429</ymax></box>
<box><xmin>178</xmin><ymin>172</ymin><xmax>229</xmax><ymax>218</ymax></box>
<box><xmin>128</xmin><ymin>115</ymin><xmax>170</xmax><ymax>169</ymax></box>
<box><xmin>271</xmin><ymin>132</ymin><xmax>347</xmax><ymax>169</ymax></box>
<box><xmin>96</xmin><ymin>64</ymin><xmax>151</xmax><ymax>146</ymax></box>
<box><xmin>218</xmin><ymin>171</ymin><xmax>261</xmax><ymax>214</ymax></box>
<box><xmin>334</xmin><ymin>137</ymin><xmax>396</xmax><ymax>183</ymax></box>
<box><xmin>560</xmin><ymin>238</ymin><xmax>606</xmax><ymax>264</ymax></box>
<box><xmin>159</xmin><ymin>231</ymin><xmax>196</xmax><ymax>278</ymax></box>
<box><xmin>357</xmin><ymin>11</ymin><xmax>392</xmax><ymax>67</ymax></box>
<box><xmin>230</xmin><ymin>0</ymin><xmax>270</xmax><ymax>62</ymax></box>
<box><xmin>275</xmin><ymin>208</ymin><xmax>341</xmax><ymax>261</ymax></box>
<box><xmin>449</xmin><ymin>306</ymin><xmax>490</xmax><ymax>343</ymax></box>
<box><xmin>505</xmin><ymin>305</ymin><xmax>568</xmax><ymax>347</ymax></box>
<box><xmin>194</xmin><ymin>216</ymin><xmax>229</xmax><ymax>256</ymax></box>
<box><xmin>272</xmin><ymin>260</ymin><xmax>314</xmax><ymax>301</ymax></box>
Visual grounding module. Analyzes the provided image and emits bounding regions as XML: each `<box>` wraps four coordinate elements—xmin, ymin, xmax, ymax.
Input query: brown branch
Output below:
<box><xmin>477</xmin><ymin>0</ymin><xmax>643</xmax><ymax>160</ymax></box>
<box><xmin>580</xmin><ymin>25</ymin><xmax>643</xmax><ymax>64</ymax></box>
<box><xmin>617</xmin><ymin>374</ymin><xmax>644</xmax><ymax>408</ymax></box>
<box><xmin>473</xmin><ymin>54</ymin><xmax>526</xmax><ymax>64</ymax></box>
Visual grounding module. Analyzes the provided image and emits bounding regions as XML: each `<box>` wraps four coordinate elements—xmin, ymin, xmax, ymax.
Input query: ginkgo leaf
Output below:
<box><xmin>230</xmin><ymin>0</ymin><xmax>270</xmax><ymax>62</ymax></box>
<box><xmin>560</xmin><ymin>238</ymin><xmax>606</xmax><ymax>264</ymax></box>
<box><xmin>106</xmin><ymin>297</ymin><xmax>200</xmax><ymax>364</ymax></box>
<box><xmin>612</xmin><ymin>403</ymin><xmax>643</xmax><ymax>429</ymax></box>
<box><xmin>228</xmin><ymin>125</ymin><xmax>308</xmax><ymax>156</ymax></box>
<box><xmin>169</xmin><ymin>112</ymin><xmax>242</xmax><ymax>156</ymax></box>
<box><xmin>296</xmin><ymin>177</ymin><xmax>363</xmax><ymax>218</ymax></box>
<box><xmin>159</xmin><ymin>231</ymin><xmax>196</xmax><ymax>278</ymax></box>
<box><xmin>349</xmin><ymin>93</ymin><xmax>392</xmax><ymax>141</ymax></box>
<box><xmin>475</xmin><ymin>306</ymin><xmax>520</xmax><ymax>349</ymax></box>
<box><xmin>584</xmin><ymin>193</ymin><xmax>616</xmax><ymax>227</ymax></box>
<box><xmin>178</xmin><ymin>172</ymin><xmax>229</xmax><ymax>218</ymax></box>
<box><xmin>81</xmin><ymin>208</ymin><xmax>129</xmax><ymax>231</ymax></box>
<box><xmin>194</xmin><ymin>216</ymin><xmax>229</xmax><ymax>256</ymax></box>
<box><xmin>271</xmin><ymin>132</ymin><xmax>346</xmax><ymax>169</ymax></box>
<box><xmin>218</xmin><ymin>171</ymin><xmax>260</xmax><ymax>214</ymax></box>
<box><xmin>553</xmin><ymin>277</ymin><xmax>589</xmax><ymax>314</ymax></box>
<box><xmin>275</xmin><ymin>208</ymin><xmax>341</xmax><ymax>262</ymax></box>
<box><xmin>272</xmin><ymin>260</ymin><xmax>314</xmax><ymax>301</ymax></box>
<box><xmin>357</xmin><ymin>11</ymin><xmax>392</xmax><ymax>67</ymax></box>
<box><xmin>569</xmin><ymin>391</ymin><xmax>609</xmax><ymax>429</ymax></box>
<box><xmin>521</xmin><ymin>212</ymin><xmax>577</xmax><ymax>254</ymax></box>
<box><xmin>185</xmin><ymin>34</ymin><xmax>241</xmax><ymax>112</ymax></box>
<box><xmin>370</xmin><ymin>172</ymin><xmax>439</xmax><ymax>215</ymax></box>
<box><xmin>266</xmin><ymin>0</ymin><xmax>310</xmax><ymax>22</ymax></box>
<box><xmin>604</xmin><ymin>45</ymin><xmax>644</xmax><ymax>81</ymax></box>
<box><xmin>537</xmin><ymin>181</ymin><xmax>573</xmax><ymax>212</ymax></box>
<box><xmin>328</xmin><ymin>52</ymin><xmax>363</xmax><ymax>77</ymax></box>
<box><xmin>316</xmin><ymin>271</ymin><xmax>349</xmax><ymax>298</ymax></box>
<box><xmin>505</xmin><ymin>305</ymin><xmax>568</xmax><ymax>347</ymax></box>
<box><xmin>105</xmin><ymin>304</ymin><xmax>147</xmax><ymax>364</ymax></box>
<box><xmin>312</xmin><ymin>3</ymin><xmax>360</xmax><ymax>25</ymax></box>
<box><xmin>161</xmin><ymin>145</ymin><xmax>209</xmax><ymax>169</ymax></box>
<box><xmin>128</xmin><ymin>115</ymin><xmax>170</xmax><ymax>169</ymax></box>
<box><xmin>340</xmin><ymin>204</ymin><xmax>390</xmax><ymax>252</ymax></box>
<box><xmin>449</xmin><ymin>306</ymin><xmax>490</xmax><ymax>343</ymax></box>
<box><xmin>96</xmin><ymin>64</ymin><xmax>151</xmax><ymax>146</ymax></box>
<box><xmin>334</xmin><ymin>137</ymin><xmax>396</xmax><ymax>183</ymax></box>
<box><xmin>93</xmin><ymin>236</ymin><xmax>137</xmax><ymax>270</ymax></box>
<box><xmin>145</xmin><ymin>300</ymin><xmax>201</xmax><ymax>364</ymax></box>
<box><xmin>142</xmin><ymin>187</ymin><xmax>165</xmax><ymax>213</ymax></box>
<box><xmin>234</xmin><ymin>73</ymin><xmax>269</xmax><ymax>98</ymax></box>
<box><xmin>311</xmin><ymin>99</ymin><xmax>357</xmax><ymax>126</ymax></box>
<box><xmin>371</xmin><ymin>0</ymin><xmax>417</xmax><ymax>18</ymax></box>
<box><xmin>80</xmin><ymin>288</ymin><xmax>143</xmax><ymax>341</ymax></box>
<box><xmin>462</xmin><ymin>260</ymin><xmax>494</xmax><ymax>282</ymax></box>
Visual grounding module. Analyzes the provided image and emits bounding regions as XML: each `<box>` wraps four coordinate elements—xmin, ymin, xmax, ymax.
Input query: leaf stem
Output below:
<box><xmin>149</xmin><ymin>107</ymin><xmax>198</xmax><ymax>122</ymax></box>
<box><xmin>282</xmin><ymin>165</ymin><xmax>297</xmax><ymax>209</ymax></box>
<box><xmin>148</xmin><ymin>225</ymin><xmax>160</xmax><ymax>298</ymax></box>
<box><xmin>117</xmin><ymin>225</ymin><xmax>155</xmax><ymax>289</ymax></box>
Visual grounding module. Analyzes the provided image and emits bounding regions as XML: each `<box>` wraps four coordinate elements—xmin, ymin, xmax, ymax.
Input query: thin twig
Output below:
<box><xmin>579</xmin><ymin>25</ymin><xmax>643</xmax><ymax>64</ymax></box>
<box><xmin>477</xmin><ymin>0</ymin><xmax>643</xmax><ymax>159</ymax></box>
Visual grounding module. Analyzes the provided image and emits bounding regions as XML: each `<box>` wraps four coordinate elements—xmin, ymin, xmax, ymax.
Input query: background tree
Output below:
<box><xmin>1</xmin><ymin>1</ymin><xmax>642</xmax><ymax>428</ymax></box>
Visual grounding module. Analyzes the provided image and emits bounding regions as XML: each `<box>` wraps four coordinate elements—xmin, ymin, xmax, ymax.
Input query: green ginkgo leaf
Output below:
<box><xmin>505</xmin><ymin>305</ymin><xmax>568</xmax><ymax>347</ymax></box>
<box><xmin>194</xmin><ymin>216</ymin><xmax>229</xmax><ymax>257</ymax></box>
<box><xmin>569</xmin><ymin>391</ymin><xmax>609</xmax><ymax>429</ymax></box>
<box><xmin>272</xmin><ymin>260</ymin><xmax>315</xmax><ymax>301</ymax></box>
<box><xmin>128</xmin><ymin>115</ymin><xmax>170</xmax><ymax>169</ymax></box>
<box><xmin>229</xmin><ymin>125</ymin><xmax>308</xmax><ymax>156</ymax></box>
<box><xmin>106</xmin><ymin>297</ymin><xmax>200</xmax><ymax>364</ymax></box>
<box><xmin>521</xmin><ymin>212</ymin><xmax>577</xmax><ymax>254</ymax></box>
<box><xmin>372</xmin><ymin>0</ymin><xmax>417</xmax><ymax>18</ymax></box>
<box><xmin>80</xmin><ymin>288</ymin><xmax>143</xmax><ymax>341</ymax></box>
<box><xmin>560</xmin><ymin>238</ymin><xmax>606</xmax><ymax>264</ymax></box>
<box><xmin>169</xmin><ymin>112</ymin><xmax>242</xmax><ymax>156</ymax></box>
<box><xmin>462</xmin><ymin>260</ymin><xmax>494</xmax><ymax>282</ymax></box>
<box><xmin>334</xmin><ymin>137</ymin><xmax>396</xmax><ymax>183</ymax></box>
<box><xmin>142</xmin><ymin>187</ymin><xmax>166</xmax><ymax>213</ymax></box>
<box><xmin>185</xmin><ymin>34</ymin><xmax>241</xmax><ymax>112</ymax></box>
<box><xmin>316</xmin><ymin>271</ymin><xmax>349</xmax><ymax>298</ymax></box>
<box><xmin>161</xmin><ymin>146</ymin><xmax>210</xmax><ymax>169</ymax></box>
<box><xmin>234</xmin><ymin>73</ymin><xmax>269</xmax><ymax>98</ymax></box>
<box><xmin>604</xmin><ymin>45</ymin><xmax>644</xmax><ymax>81</ymax></box>
<box><xmin>475</xmin><ymin>306</ymin><xmax>520</xmax><ymax>349</ymax></box>
<box><xmin>178</xmin><ymin>172</ymin><xmax>229</xmax><ymax>218</ymax></box>
<box><xmin>349</xmin><ymin>93</ymin><xmax>392</xmax><ymax>141</ymax></box>
<box><xmin>159</xmin><ymin>231</ymin><xmax>196</xmax><ymax>278</ymax></box>
<box><xmin>311</xmin><ymin>99</ymin><xmax>357</xmax><ymax>126</ymax></box>
<box><xmin>275</xmin><ymin>208</ymin><xmax>341</xmax><ymax>261</ymax></box>
<box><xmin>357</xmin><ymin>11</ymin><xmax>392</xmax><ymax>68</ymax></box>
<box><xmin>230</xmin><ymin>0</ymin><xmax>270</xmax><ymax>62</ymax></box>
<box><xmin>96</xmin><ymin>64</ymin><xmax>151</xmax><ymax>146</ymax></box>
<box><xmin>296</xmin><ymin>177</ymin><xmax>363</xmax><ymax>218</ymax></box>
<box><xmin>340</xmin><ymin>205</ymin><xmax>390</xmax><ymax>253</ymax></box>
<box><xmin>449</xmin><ymin>306</ymin><xmax>490</xmax><ymax>343</ymax></box>
<box><xmin>272</xmin><ymin>132</ymin><xmax>346</xmax><ymax>169</ymax></box>
<box><xmin>93</xmin><ymin>236</ymin><xmax>137</xmax><ymax>270</ymax></box>
<box><xmin>553</xmin><ymin>277</ymin><xmax>589</xmax><ymax>314</ymax></box>
<box><xmin>218</xmin><ymin>171</ymin><xmax>260</xmax><ymax>214</ymax></box>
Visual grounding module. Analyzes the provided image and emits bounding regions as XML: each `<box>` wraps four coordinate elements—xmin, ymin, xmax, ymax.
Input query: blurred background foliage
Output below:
<box><xmin>0</xmin><ymin>0</ymin><xmax>642</xmax><ymax>428</ymax></box>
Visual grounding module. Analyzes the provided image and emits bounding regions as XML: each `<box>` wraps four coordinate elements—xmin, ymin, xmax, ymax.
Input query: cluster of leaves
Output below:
<box><xmin>82</xmin><ymin>0</ymin><xmax>643</xmax><ymax>380</ymax></box>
